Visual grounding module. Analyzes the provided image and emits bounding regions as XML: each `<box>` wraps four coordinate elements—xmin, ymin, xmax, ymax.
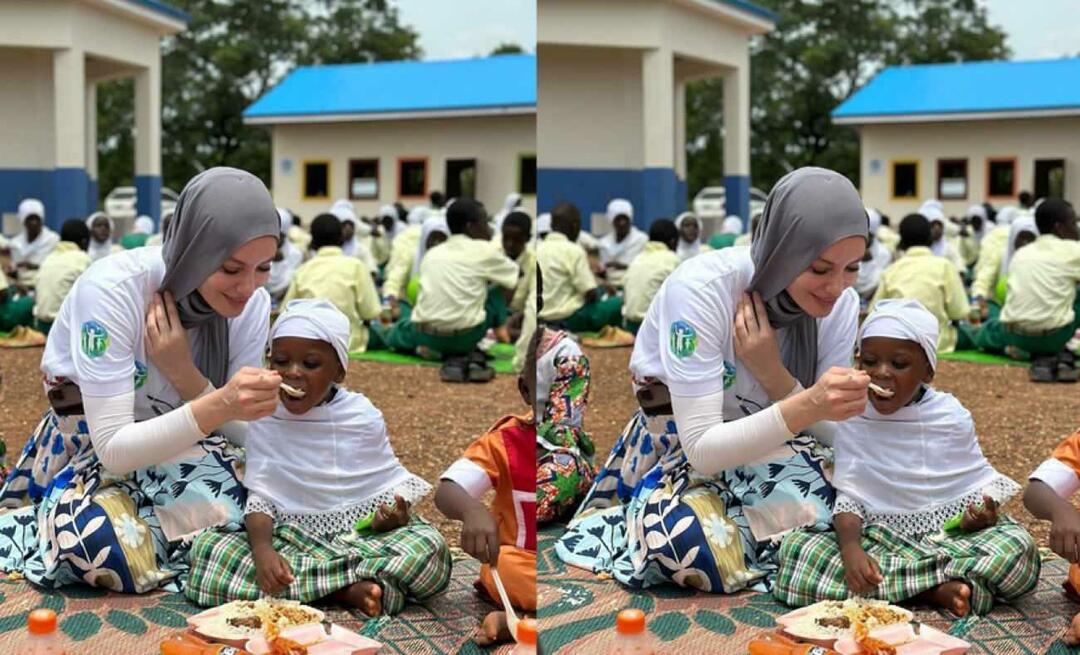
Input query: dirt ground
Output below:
<box><xmin>578</xmin><ymin>345</ymin><xmax>1080</xmax><ymax>544</ymax></box>
<box><xmin>0</xmin><ymin>348</ymin><xmax>525</xmax><ymax>548</ymax></box>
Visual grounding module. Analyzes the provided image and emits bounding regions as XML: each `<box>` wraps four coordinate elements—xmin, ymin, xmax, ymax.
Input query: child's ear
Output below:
<box><xmin>335</xmin><ymin>362</ymin><xmax>347</xmax><ymax>384</ymax></box>
<box><xmin>923</xmin><ymin>366</ymin><xmax>935</xmax><ymax>385</ymax></box>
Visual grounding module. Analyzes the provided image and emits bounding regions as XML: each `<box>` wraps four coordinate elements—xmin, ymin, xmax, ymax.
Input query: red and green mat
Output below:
<box><xmin>538</xmin><ymin>525</ymin><xmax>1077</xmax><ymax>654</ymax></box>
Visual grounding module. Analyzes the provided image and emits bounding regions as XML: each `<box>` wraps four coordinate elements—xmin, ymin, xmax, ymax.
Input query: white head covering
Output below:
<box><xmin>674</xmin><ymin>212</ymin><xmax>703</xmax><ymax>260</ymax></box>
<box><xmin>919</xmin><ymin>199</ymin><xmax>943</xmax><ymax>215</ymax></box>
<box><xmin>860</xmin><ymin>298</ymin><xmax>939</xmax><ymax>373</ymax></box>
<box><xmin>995</xmin><ymin>206</ymin><xmax>1020</xmax><ymax>226</ymax></box>
<box><xmin>276</xmin><ymin>207</ymin><xmax>293</xmax><ymax>235</ymax></box>
<box><xmin>1001</xmin><ymin>215</ymin><xmax>1039</xmax><ymax>276</ymax></box>
<box><xmin>272</xmin><ymin>299</ymin><xmax>350</xmax><ymax>371</ymax></box>
<box><xmin>407</xmin><ymin>206</ymin><xmax>430</xmax><ymax>226</ymax></box>
<box><xmin>18</xmin><ymin>198</ymin><xmax>44</xmax><ymax>223</ymax></box>
<box><xmin>133</xmin><ymin>215</ymin><xmax>154</xmax><ymax>235</ymax></box>
<box><xmin>966</xmin><ymin>204</ymin><xmax>987</xmax><ymax>222</ymax></box>
<box><xmin>493</xmin><ymin>192</ymin><xmax>523</xmax><ymax>233</ymax></box>
<box><xmin>85</xmin><ymin>212</ymin><xmax>116</xmax><ymax>261</ymax></box>
<box><xmin>329</xmin><ymin>199</ymin><xmax>357</xmax><ymax>225</ymax></box>
<box><xmin>378</xmin><ymin>204</ymin><xmax>397</xmax><ymax>221</ymax></box>
<box><xmin>606</xmin><ymin>198</ymin><xmax>633</xmax><ymax>223</ymax></box>
<box><xmin>412</xmin><ymin>215</ymin><xmax>450</xmax><ymax>278</ymax></box>
<box><xmin>866</xmin><ymin>207</ymin><xmax>882</xmax><ymax>234</ymax></box>
<box><xmin>721</xmin><ymin>215</ymin><xmax>744</xmax><ymax>234</ymax></box>
<box><xmin>354</xmin><ymin>219</ymin><xmax>373</xmax><ymax>237</ymax></box>
<box><xmin>919</xmin><ymin>204</ymin><xmax>945</xmax><ymax>223</ymax></box>
<box><xmin>537</xmin><ymin>213</ymin><xmax>552</xmax><ymax>236</ymax></box>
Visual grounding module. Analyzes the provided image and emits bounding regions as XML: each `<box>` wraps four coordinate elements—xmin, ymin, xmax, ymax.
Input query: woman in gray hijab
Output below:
<box><xmin>556</xmin><ymin>167</ymin><xmax>870</xmax><ymax>594</ymax></box>
<box><xmin>0</xmin><ymin>167</ymin><xmax>283</xmax><ymax>594</ymax></box>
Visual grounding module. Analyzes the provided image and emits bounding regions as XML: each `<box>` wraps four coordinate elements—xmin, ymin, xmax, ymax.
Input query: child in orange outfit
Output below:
<box><xmin>1024</xmin><ymin>428</ymin><xmax>1080</xmax><ymax>643</ymax></box>
<box><xmin>435</xmin><ymin>335</ymin><xmax>538</xmax><ymax>645</ymax></box>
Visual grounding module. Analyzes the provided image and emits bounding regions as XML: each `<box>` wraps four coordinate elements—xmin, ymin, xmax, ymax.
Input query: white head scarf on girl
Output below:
<box><xmin>1001</xmin><ymin>216</ymin><xmax>1039</xmax><ymax>276</ymax></box>
<box><xmin>537</xmin><ymin>213</ymin><xmax>552</xmax><ymax>237</ymax></box>
<box><xmin>493</xmin><ymin>192</ymin><xmax>523</xmax><ymax>233</ymax></box>
<box><xmin>85</xmin><ymin>212</ymin><xmax>116</xmax><ymax>261</ymax></box>
<box><xmin>674</xmin><ymin>212</ymin><xmax>704</xmax><ymax>260</ymax></box>
<box><xmin>995</xmin><ymin>206</ymin><xmax>1020</xmax><ymax>227</ymax></box>
<box><xmin>245</xmin><ymin>298</ymin><xmax>432</xmax><ymax>521</ymax></box>
<box><xmin>412</xmin><ymin>215</ymin><xmax>450</xmax><ymax>278</ymax></box>
<box><xmin>407</xmin><ymin>206</ymin><xmax>430</xmax><ymax>226</ymax></box>
<box><xmin>832</xmin><ymin>297</ymin><xmax>1020</xmax><ymax>533</ymax></box>
<box><xmin>267</xmin><ymin>208</ymin><xmax>303</xmax><ymax>296</ymax></box>
<box><xmin>12</xmin><ymin>198</ymin><xmax>59</xmax><ymax>265</ymax></box>
<box><xmin>133</xmin><ymin>215</ymin><xmax>155</xmax><ymax>235</ymax></box>
<box><xmin>721</xmin><ymin>216</ymin><xmax>744</xmax><ymax>235</ymax></box>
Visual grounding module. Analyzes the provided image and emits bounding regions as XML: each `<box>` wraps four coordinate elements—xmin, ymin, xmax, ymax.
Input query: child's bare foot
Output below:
<box><xmin>474</xmin><ymin>610</ymin><xmax>512</xmax><ymax>646</ymax></box>
<box><xmin>923</xmin><ymin>580</ymin><xmax>971</xmax><ymax>616</ymax></box>
<box><xmin>334</xmin><ymin>580</ymin><xmax>383</xmax><ymax>616</ymax></box>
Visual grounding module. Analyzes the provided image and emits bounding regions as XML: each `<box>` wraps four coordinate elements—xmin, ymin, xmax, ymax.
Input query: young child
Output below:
<box><xmin>1025</xmin><ymin>428</ymin><xmax>1080</xmax><ymax>618</ymax></box>
<box><xmin>774</xmin><ymin>299</ymin><xmax>1039</xmax><ymax>616</ymax></box>
<box><xmin>186</xmin><ymin>299</ymin><xmax>450</xmax><ymax>615</ymax></box>
<box><xmin>33</xmin><ymin>219</ymin><xmax>93</xmax><ymax>335</ymax></box>
<box><xmin>621</xmin><ymin>218</ymin><xmax>681</xmax><ymax>335</ymax></box>
<box><xmin>435</xmin><ymin>334</ymin><xmax>538</xmax><ymax>645</ymax></box>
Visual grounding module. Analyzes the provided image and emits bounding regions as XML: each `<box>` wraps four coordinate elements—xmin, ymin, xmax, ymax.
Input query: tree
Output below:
<box><xmin>490</xmin><ymin>42</ymin><xmax>525</xmax><ymax>55</ymax></box>
<box><xmin>94</xmin><ymin>0</ymin><xmax>420</xmax><ymax>203</ymax></box>
<box><xmin>685</xmin><ymin>0</ymin><xmax>1009</xmax><ymax>198</ymax></box>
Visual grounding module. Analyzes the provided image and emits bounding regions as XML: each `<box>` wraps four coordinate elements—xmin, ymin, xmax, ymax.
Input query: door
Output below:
<box><xmin>1034</xmin><ymin>159</ymin><xmax>1065</xmax><ymax>199</ymax></box>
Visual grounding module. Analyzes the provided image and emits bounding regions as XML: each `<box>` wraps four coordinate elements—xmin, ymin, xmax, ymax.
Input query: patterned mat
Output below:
<box><xmin>0</xmin><ymin>556</ymin><xmax>511</xmax><ymax>654</ymax></box>
<box><xmin>538</xmin><ymin>526</ymin><xmax>1077</xmax><ymax>655</ymax></box>
<box><xmin>351</xmin><ymin>343</ymin><xmax>518</xmax><ymax>375</ymax></box>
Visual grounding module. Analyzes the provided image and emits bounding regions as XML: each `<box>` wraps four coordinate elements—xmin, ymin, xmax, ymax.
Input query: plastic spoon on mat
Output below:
<box><xmin>490</xmin><ymin>569</ymin><xmax>520</xmax><ymax>641</ymax></box>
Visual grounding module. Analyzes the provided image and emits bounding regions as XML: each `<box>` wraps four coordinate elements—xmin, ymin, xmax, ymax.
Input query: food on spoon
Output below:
<box><xmin>280</xmin><ymin>383</ymin><xmax>306</xmax><ymax>399</ymax></box>
<box><xmin>868</xmin><ymin>383</ymin><xmax>894</xmax><ymax>398</ymax></box>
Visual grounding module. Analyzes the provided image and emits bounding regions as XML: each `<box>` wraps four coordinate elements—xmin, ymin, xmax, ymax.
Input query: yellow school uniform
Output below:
<box><xmin>33</xmin><ymin>243</ymin><xmax>92</xmax><ymax>323</ymax></box>
<box><xmin>282</xmin><ymin>246</ymin><xmax>381</xmax><ymax>352</ymax></box>
<box><xmin>511</xmin><ymin>245</ymin><xmax>535</xmax><ymax>313</ymax></box>
<box><xmin>1001</xmin><ymin>234</ymin><xmax>1080</xmax><ymax>333</ymax></box>
<box><xmin>734</xmin><ymin>233</ymin><xmax>752</xmax><ymax>248</ymax></box>
<box><xmin>876</xmin><ymin>225</ymin><xmax>900</xmax><ymax>255</ymax></box>
<box><xmin>971</xmin><ymin>226</ymin><xmax>1010</xmax><ymax>300</ymax></box>
<box><xmin>513</xmin><ymin>264</ymin><xmax>538</xmax><ymax>373</ymax></box>
<box><xmin>383</xmin><ymin>225</ymin><xmax>422</xmax><ymax>300</ymax></box>
<box><xmin>287</xmin><ymin>225</ymin><xmax>312</xmax><ymax>254</ymax></box>
<box><xmin>411</xmin><ymin>234</ymin><xmax>520</xmax><ymax>331</ymax></box>
<box><xmin>622</xmin><ymin>242</ymin><xmax>681</xmax><ymax>323</ymax></box>
<box><xmin>871</xmin><ymin>246</ymin><xmax>970</xmax><ymax>353</ymax></box>
<box><xmin>537</xmin><ymin>232</ymin><xmax>596</xmax><ymax>322</ymax></box>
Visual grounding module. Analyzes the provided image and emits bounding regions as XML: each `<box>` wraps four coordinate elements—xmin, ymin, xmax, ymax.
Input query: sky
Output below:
<box><xmin>980</xmin><ymin>0</ymin><xmax>1077</xmax><ymax>60</ymax></box>
<box><xmin>391</xmin><ymin>0</ymin><xmax>535</xmax><ymax>61</ymax></box>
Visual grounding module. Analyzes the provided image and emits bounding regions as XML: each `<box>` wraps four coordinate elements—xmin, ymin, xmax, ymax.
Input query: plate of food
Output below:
<box><xmin>834</xmin><ymin>622</ymin><xmax>970</xmax><ymax>655</ymax></box>
<box><xmin>776</xmin><ymin>598</ymin><xmax>914</xmax><ymax>647</ymax></box>
<box><xmin>187</xmin><ymin>599</ymin><xmax>326</xmax><ymax>647</ymax></box>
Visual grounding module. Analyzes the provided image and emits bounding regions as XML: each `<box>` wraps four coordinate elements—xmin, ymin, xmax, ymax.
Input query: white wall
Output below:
<box><xmin>858</xmin><ymin>116</ymin><xmax>1080</xmax><ymax>219</ymax></box>
<box><xmin>0</xmin><ymin>48</ymin><xmax>56</xmax><ymax>168</ymax></box>
<box><xmin>270</xmin><ymin>113</ymin><xmax>536</xmax><ymax>221</ymax></box>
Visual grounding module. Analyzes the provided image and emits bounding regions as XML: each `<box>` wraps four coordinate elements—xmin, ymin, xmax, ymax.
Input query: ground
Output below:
<box><xmin>578</xmin><ymin>345</ymin><xmax>1080</xmax><ymax>544</ymax></box>
<box><xmin>0</xmin><ymin>348</ymin><xmax>525</xmax><ymax>549</ymax></box>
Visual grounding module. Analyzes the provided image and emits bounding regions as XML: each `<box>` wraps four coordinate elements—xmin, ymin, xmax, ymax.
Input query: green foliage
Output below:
<box><xmin>490</xmin><ymin>43</ymin><xmax>526</xmax><ymax>55</ymax></box>
<box><xmin>686</xmin><ymin>0</ymin><xmax>1009</xmax><ymax>197</ymax></box>
<box><xmin>95</xmin><ymin>0</ymin><xmax>420</xmax><ymax>204</ymax></box>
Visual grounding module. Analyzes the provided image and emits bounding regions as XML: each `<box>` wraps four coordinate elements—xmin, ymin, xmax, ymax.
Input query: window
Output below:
<box><xmin>398</xmin><ymin>158</ymin><xmax>427</xmax><ymax>198</ymax></box>
<box><xmin>891</xmin><ymin>160</ymin><xmax>918</xmax><ymax>199</ymax></box>
<box><xmin>446</xmin><ymin>159</ymin><xmax>477</xmax><ymax>199</ymax></box>
<box><xmin>986</xmin><ymin>158</ymin><xmax>1016</xmax><ymax>197</ymax></box>
<box><xmin>1034</xmin><ymin>159</ymin><xmax>1065</xmax><ymax>199</ymax></box>
<box><xmin>348</xmin><ymin>159</ymin><xmax>379</xmax><ymax>200</ymax></box>
<box><xmin>937</xmin><ymin>159</ymin><xmax>967</xmax><ymax>200</ymax></box>
<box><xmin>518</xmin><ymin>154</ymin><xmax>537</xmax><ymax>195</ymax></box>
<box><xmin>303</xmin><ymin>161</ymin><xmax>330</xmax><ymax>199</ymax></box>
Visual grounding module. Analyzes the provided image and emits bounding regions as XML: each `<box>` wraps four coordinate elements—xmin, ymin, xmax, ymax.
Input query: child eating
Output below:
<box><xmin>774</xmin><ymin>299</ymin><xmax>1039</xmax><ymax>616</ymax></box>
<box><xmin>435</xmin><ymin>332</ymin><xmax>538</xmax><ymax>645</ymax></box>
<box><xmin>186</xmin><ymin>299</ymin><xmax>451</xmax><ymax>615</ymax></box>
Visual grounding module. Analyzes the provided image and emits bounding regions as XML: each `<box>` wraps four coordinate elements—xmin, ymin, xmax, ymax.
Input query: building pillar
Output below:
<box><xmin>723</xmin><ymin>59</ymin><xmax>751</xmax><ymax>229</ymax></box>
<box><xmin>641</xmin><ymin>47</ymin><xmax>676</xmax><ymax>226</ymax></box>
<box><xmin>135</xmin><ymin>59</ymin><xmax>162</xmax><ymax>226</ymax></box>
<box><xmin>86</xmin><ymin>79</ymin><xmax>99</xmax><ymax>212</ymax></box>
<box><xmin>674</xmin><ymin>77</ymin><xmax>688</xmax><ymax>215</ymax></box>
<box><xmin>52</xmin><ymin>47</ymin><xmax>89</xmax><ymax>229</ymax></box>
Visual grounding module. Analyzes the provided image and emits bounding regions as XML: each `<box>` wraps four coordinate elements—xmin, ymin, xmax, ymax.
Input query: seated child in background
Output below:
<box><xmin>186</xmin><ymin>299</ymin><xmax>450</xmax><ymax>615</ymax></box>
<box><xmin>435</xmin><ymin>333</ymin><xmax>538</xmax><ymax>645</ymax></box>
<box><xmin>774</xmin><ymin>299</ymin><xmax>1039</xmax><ymax>616</ymax></box>
<box><xmin>536</xmin><ymin>326</ymin><xmax>595</xmax><ymax>524</ymax></box>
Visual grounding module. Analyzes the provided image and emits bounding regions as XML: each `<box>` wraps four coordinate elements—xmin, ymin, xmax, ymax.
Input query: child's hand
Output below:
<box><xmin>840</xmin><ymin>544</ymin><xmax>883</xmax><ymax>595</ymax></box>
<box><xmin>1051</xmin><ymin>505</ymin><xmax>1080</xmax><ymax>562</ymax></box>
<box><xmin>253</xmin><ymin>546</ymin><xmax>294</xmax><ymax>595</ymax></box>
<box><xmin>960</xmin><ymin>495</ymin><xmax>999</xmax><ymax>533</ymax></box>
<box><xmin>461</xmin><ymin>507</ymin><xmax>500</xmax><ymax>566</ymax></box>
<box><xmin>372</xmin><ymin>495</ymin><xmax>410</xmax><ymax>533</ymax></box>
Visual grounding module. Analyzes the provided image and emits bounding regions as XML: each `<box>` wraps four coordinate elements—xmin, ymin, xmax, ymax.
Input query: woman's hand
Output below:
<box><xmin>145</xmin><ymin>292</ymin><xmax>201</xmax><ymax>390</ymax></box>
<box><xmin>806</xmin><ymin>367</ymin><xmax>870</xmax><ymax>422</ymax></box>
<box><xmin>252</xmin><ymin>544</ymin><xmax>293</xmax><ymax>595</ymax></box>
<box><xmin>960</xmin><ymin>495</ymin><xmax>999</xmax><ymax>533</ymax></box>
<box><xmin>216</xmin><ymin>367</ymin><xmax>281</xmax><ymax>422</ymax></box>
<box><xmin>372</xmin><ymin>495</ymin><xmax>410</xmax><ymax>533</ymax></box>
<box><xmin>733</xmin><ymin>293</ymin><xmax>791</xmax><ymax>398</ymax></box>
<box><xmin>840</xmin><ymin>543</ymin><xmax>883</xmax><ymax>594</ymax></box>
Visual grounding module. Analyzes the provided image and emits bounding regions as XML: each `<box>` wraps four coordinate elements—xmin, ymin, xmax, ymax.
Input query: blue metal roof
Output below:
<box><xmin>833</xmin><ymin>58</ymin><xmax>1080</xmax><ymax>121</ymax></box>
<box><xmin>244</xmin><ymin>54</ymin><xmax>536</xmax><ymax>121</ymax></box>
<box><xmin>126</xmin><ymin>0</ymin><xmax>190</xmax><ymax>23</ymax></box>
<box><xmin>714</xmin><ymin>0</ymin><xmax>778</xmax><ymax>23</ymax></box>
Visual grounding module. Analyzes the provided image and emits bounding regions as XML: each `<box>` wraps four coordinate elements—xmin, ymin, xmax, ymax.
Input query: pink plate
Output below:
<box><xmin>834</xmin><ymin>623</ymin><xmax>970</xmax><ymax>655</ymax></box>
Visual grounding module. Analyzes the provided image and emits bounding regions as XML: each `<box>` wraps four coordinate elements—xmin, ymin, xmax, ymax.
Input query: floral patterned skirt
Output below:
<box><xmin>0</xmin><ymin>410</ymin><xmax>246</xmax><ymax>593</ymax></box>
<box><xmin>554</xmin><ymin>409</ymin><xmax>835</xmax><ymax>593</ymax></box>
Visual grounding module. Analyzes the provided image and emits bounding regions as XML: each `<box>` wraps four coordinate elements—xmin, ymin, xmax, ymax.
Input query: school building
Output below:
<box><xmin>0</xmin><ymin>0</ymin><xmax>186</xmax><ymax>231</ymax></box>
<box><xmin>833</xmin><ymin>58</ymin><xmax>1080</xmax><ymax>220</ymax></box>
<box><xmin>244</xmin><ymin>55</ymin><xmax>537</xmax><ymax>222</ymax></box>
<box><xmin>537</xmin><ymin>0</ymin><xmax>775</xmax><ymax>232</ymax></box>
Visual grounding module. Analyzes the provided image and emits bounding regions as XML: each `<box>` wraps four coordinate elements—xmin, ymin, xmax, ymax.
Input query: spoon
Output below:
<box><xmin>280</xmin><ymin>382</ymin><xmax>306</xmax><ymax>398</ymax></box>
<box><xmin>490</xmin><ymin>569</ymin><xmax>520</xmax><ymax>642</ymax></box>
<box><xmin>868</xmin><ymin>382</ymin><xmax>894</xmax><ymax>398</ymax></box>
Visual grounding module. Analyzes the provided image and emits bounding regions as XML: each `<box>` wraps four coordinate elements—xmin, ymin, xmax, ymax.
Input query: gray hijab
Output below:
<box><xmin>160</xmin><ymin>167</ymin><xmax>279</xmax><ymax>388</ymax></box>
<box><xmin>748</xmin><ymin>167</ymin><xmax>868</xmax><ymax>389</ymax></box>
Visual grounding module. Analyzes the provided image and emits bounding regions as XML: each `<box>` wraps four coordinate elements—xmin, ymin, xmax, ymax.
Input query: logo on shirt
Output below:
<box><xmin>80</xmin><ymin>321</ymin><xmax>109</xmax><ymax>359</ymax></box>
<box><xmin>669</xmin><ymin>320</ymin><xmax>698</xmax><ymax>359</ymax></box>
<box><xmin>723</xmin><ymin>360</ymin><xmax>736</xmax><ymax>389</ymax></box>
<box><xmin>133</xmin><ymin>360</ymin><xmax>148</xmax><ymax>390</ymax></box>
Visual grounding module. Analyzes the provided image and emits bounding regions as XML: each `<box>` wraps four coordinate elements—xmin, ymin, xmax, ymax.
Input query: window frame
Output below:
<box><xmin>517</xmin><ymin>152</ymin><xmax>537</xmax><ymax>196</ymax></box>
<box><xmin>347</xmin><ymin>158</ymin><xmax>380</xmax><ymax>200</ymax></box>
<box><xmin>936</xmin><ymin>158</ymin><xmax>968</xmax><ymax>201</ymax></box>
<box><xmin>890</xmin><ymin>159</ymin><xmax>920</xmax><ymax>200</ymax></box>
<box><xmin>302</xmin><ymin>160</ymin><xmax>331</xmax><ymax>201</ymax></box>
<box><xmin>397</xmin><ymin>156</ymin><xmax>429</xmax><ymax>200</ymax></box>
<box><xmin>985</xmin><ymin>156</ymin><xmax>1018</xmax><ymax>200</ymax></box>
<box><xmin>445</xmin><ymin>158</ymin><xmax>478</xmax><ymax>200</ymax></box>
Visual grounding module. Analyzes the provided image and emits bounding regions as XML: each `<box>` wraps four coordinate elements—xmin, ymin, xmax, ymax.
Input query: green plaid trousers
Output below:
<box><xmin>773</xmin><ymin>519</ymin><xmax>1040</xmax><ymax>615</ymax></box>
<box><xmin>185</xmin><ymin>517</ymin><xmax>451</xmax><ymax>615</ymax></box>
